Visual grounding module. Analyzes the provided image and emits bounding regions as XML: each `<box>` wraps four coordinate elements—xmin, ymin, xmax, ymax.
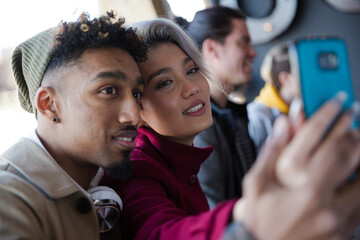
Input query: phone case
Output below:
<box><xmin>289</xmin><ymin>37</ymin><xmax>357</xmax><ymax>127</ymax></box>
<box><xmin>289</xmin><ymin>37</ymin><xmax>358</xmax><ymax>181</ymax></box>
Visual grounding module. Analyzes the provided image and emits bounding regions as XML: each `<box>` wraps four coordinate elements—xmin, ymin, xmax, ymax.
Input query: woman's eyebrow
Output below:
<box><xmin>147</xmin><ymin>67</ymin><xmax>171</xmax><ymax>83</ymax></box>
<box><xmin>183</xmin><ymin>57</ymin><xmax>192</xmax><ymax>66</ymax></box>
<box><xmin>147</xmin><ymin>57</ymin><xmax>193</xmax><ymax>83</ymax></box>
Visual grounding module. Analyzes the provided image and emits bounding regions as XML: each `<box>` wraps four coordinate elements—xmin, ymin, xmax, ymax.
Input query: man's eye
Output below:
<box><xmin>133</xmin><ymin>90</ymin><xmax>142</xmax><ymax>99</ymax></box>
<box><xmin>100</xmin><ymin>87</ymin><xmax>118</xmax><ymax>95</ymax></box>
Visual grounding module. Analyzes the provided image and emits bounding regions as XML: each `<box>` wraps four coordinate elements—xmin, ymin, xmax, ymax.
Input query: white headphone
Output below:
<box><xmin>88</xmin><ymin>186</ymin><xmax>123</xmax><ymax>233</ymax></box>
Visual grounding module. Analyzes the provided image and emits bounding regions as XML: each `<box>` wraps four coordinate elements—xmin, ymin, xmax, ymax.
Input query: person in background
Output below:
<box><xmin>0</xmin><ymin>12</ymin><xmax>147</xmax><ymax>239</ymax></box>
<box><xmin>247</xmin><ymin>42</ymin><xmax>301</xmax><ymax>152</ymax></box>
<box><xmin>104</xmin><ymin>18</ymin><xmax>360</xmax><ymax>240</ymax></box>
<box><xmin>185</xmin><ymin>6</ymin><xmax>257</xmax><ymax>208</ymax></box>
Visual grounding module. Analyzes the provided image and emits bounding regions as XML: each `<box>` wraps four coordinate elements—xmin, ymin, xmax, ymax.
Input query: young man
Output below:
<box><xmin>0</xmin><ymin>12</ymin><xmax>147</xmax><ymax>239</ymax></box>
<box><xmin>187</xmin><ymin>6</ymin><xmax>258</xmax><ymax>208</ymax></box>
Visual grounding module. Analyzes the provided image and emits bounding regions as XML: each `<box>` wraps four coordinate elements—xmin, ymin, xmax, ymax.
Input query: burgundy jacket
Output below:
<box><xmin>109</xmin><ymin>126</ymin><xmax>237</xmax><ymax>240</ymax></box>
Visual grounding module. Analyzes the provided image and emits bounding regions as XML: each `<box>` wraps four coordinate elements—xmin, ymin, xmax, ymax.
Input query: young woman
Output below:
<box><xmin>104</xmin><ymin>18</ymin><xmax>360</xmax><ymax>240</ymax></box>
<box><xmin>248</xmin><ymin>42</ymin><xmax>301</xmax><ymax>152</ymax></box>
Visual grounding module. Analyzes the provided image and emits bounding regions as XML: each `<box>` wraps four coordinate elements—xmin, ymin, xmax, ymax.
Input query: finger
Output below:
<box><xmin>293</xmin><ymin>209</ymin><xmax>340</xmax><ymax>240</ymax></box>
<box><xmin>309</xmin><ymin>115</ymin><xmax>360</xmax><ymax>193</ymax></box>
<box><xmin>275</xmin><ymin>105</ymin><xmax>351</xmax><ymax>188</ymax></box>
<box><xmin>244</xmin><ymin>116</ymin><xmax>291</xmax><ymax>196</ymax></box>
<box><xmin>289</xmin><ymin>98</ymin><xmax>303</xmax><ymax>126</ymax></box>
<box><xmin>287</xmin><ymin>93</ymin><xmax>346</xmax><ymax>164</ymax></box>
<box><xmin>289</xmin><ymin>98</ymin><xmax>306</xmax><ymax>133</ymax></box>
<box><xmin>331</xmin><ymin>175</ymin><xmax>360</xmax><ymax>232</ymax></box>
<box><xmin>291</xmin><ymin>110</ymin><xmax>306</xmax><ymax>134</ymax></box>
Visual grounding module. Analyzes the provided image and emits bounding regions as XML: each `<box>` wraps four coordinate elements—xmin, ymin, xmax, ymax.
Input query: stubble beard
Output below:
<box><xmin>103</xmin><ymin>150</ymin><xmax>133</xmax><ymax>181</ymax></box>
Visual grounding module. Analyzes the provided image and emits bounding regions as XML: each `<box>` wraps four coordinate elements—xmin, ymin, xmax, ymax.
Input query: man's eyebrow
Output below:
<box><xmin>90</xmin><ymin>71</ymin><xmax>127</xmax><ymax>83</ymax></box>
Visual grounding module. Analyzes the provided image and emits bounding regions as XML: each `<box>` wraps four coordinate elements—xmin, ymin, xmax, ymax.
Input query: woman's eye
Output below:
<box><xmin>187</xmin><ymin>67</ymin><xmax>200</xmax><ymax>75</ymax></box>
<box><xmin>157</xmin><ymin>80</ymin><xmax>172</xmax><ymax>89</ymax></box>
<box><xmin>133</xmin><ymin>90</ymin><xmax>142</xmax><ymax>99</ymax></box>
<box><xmin>100</xmin><ymin>87</ymin><xmax>118</xmax><ymax>95</ymax></box>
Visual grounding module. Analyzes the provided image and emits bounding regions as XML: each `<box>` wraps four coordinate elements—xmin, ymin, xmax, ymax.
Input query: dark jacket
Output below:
<box><xmin>194</xmin><ymin>100</ymin><xmax>256</xmax><ymax>208</ymax></box>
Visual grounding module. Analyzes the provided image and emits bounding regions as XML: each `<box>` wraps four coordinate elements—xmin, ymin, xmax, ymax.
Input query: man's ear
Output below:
<box><xmin>34</xmin><ymin>86</ymin><xmax>60</xmax><ymax>122</ymax></box>
<box><xmin>202</xmin><ymin>39</ymin><xmax>221</xmax><ymax>60</ymax></box>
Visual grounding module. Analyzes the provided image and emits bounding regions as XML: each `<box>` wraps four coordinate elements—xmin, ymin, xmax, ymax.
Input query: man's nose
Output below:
<box><xmin>249</xmin><ymin>44</ymin><xmax>257</xmax><ymax>58</ymax></box>
<box><xmin>118</xmin><ymin>92</ymin><xmax>141</xmax><ymax>126</ymax></box>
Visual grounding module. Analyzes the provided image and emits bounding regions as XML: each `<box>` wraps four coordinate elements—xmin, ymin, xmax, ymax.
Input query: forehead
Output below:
<box><xmin>75</xmin><ymin>47</ymin><xmax>141</xmax><ymax>83</ymax></box>
<box><xmin>227</xmin><ymin>19</ymin><xmax>249</xmax><ymax>39</ymax></box>
<box><xmin>138</xmin><ymin>43</ymin><xmax>187</xmax><ymax>78</ymax></box>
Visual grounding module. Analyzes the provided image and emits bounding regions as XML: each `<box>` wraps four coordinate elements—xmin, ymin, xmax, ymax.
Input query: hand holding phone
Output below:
<box><xmin>288</xmin><ymin>37</ymin><xmax>358</xmax><ymax>128</ymax></box>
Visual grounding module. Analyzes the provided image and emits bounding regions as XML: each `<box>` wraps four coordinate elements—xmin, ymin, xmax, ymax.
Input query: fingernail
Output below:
<box><xmin>332</xmin><ymin>91</ymin><xmax>348</xmax><ymax>106</ymax></box>
<box><xmin>289</xmin><ymin>97</ymin><xmax>303</xmax><ymax>123</ymax></box>
<box><xmin>350</xmin><ymin>101</ymin><xmax>360</xmax><ymax>120</ymax></box>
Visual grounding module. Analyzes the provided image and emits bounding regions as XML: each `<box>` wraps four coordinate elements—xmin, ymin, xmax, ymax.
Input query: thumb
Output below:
<box><xmin>245</xmin><ymin>116</ymin><xmax>292</xmax><ymax>196</ymax></box>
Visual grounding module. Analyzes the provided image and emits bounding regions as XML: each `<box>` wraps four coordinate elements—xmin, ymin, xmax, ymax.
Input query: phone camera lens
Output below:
<box><xmin>319</xmin><ymin>52</ymin><xmax>338</xmax><ymax>70</ymax></box>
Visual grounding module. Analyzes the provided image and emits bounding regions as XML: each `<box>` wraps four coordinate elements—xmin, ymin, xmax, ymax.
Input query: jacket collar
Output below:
<box><xmin>135</xmin><ymin>126</ymin><xmax>213</xmax><ymax>177</ymax></box>
<box><xmin>1</xmin><ymin>137</ymin><xmax>83</xmax><ymax>199</ymax></box>
<box><xmin>255</xmin><ymin>83</ymin><xmax>289</xmax><ymax>114</ymax></box>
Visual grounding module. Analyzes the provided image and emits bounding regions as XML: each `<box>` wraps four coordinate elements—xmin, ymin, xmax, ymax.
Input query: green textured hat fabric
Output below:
<box><xmin>11</xmin><ymin>28</ymin><xmax>55</xmax><ymax>113</ymax></box>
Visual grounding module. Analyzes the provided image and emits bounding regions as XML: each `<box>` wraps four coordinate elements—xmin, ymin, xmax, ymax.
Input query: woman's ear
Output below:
<box><xmin>278</xmin><ymin>71</ymin><xmax>291</xmax><ymax>89</ymax></box>
<box><xmin>34</xmin><ymin>86</ymin><xmax>60</xmax><ymax>123</ymax></box>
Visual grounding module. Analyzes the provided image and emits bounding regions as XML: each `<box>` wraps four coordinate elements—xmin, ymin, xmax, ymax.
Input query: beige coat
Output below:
<box><xmin>0</xmin><ymin>138</ymin><xmax>100</xmax><ymax>240</ymax></box>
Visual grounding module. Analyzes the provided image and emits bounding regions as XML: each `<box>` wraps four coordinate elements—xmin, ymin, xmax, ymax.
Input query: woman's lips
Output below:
<box><xmin>183</xmin><ymin>100</ymin><xmax>206</xmax><ymax>116</ymax></box>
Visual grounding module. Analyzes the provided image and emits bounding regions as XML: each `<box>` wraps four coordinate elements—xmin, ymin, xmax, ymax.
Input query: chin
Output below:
<box><xmin>198</xmin><ymin>118</ymin><xmax>213</xmax><ymax>133</ymax></box>
<box><xmin>103</xmin><ymin>150</ymin><xmax>133</xmax><ymax>181</ymax></box>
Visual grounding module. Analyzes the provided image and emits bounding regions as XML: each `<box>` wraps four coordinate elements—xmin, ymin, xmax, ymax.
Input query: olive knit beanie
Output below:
<box><xmin>11</xmin><ymin>28</ymin><xmax>56</xmax><ymax>113</ymax></box>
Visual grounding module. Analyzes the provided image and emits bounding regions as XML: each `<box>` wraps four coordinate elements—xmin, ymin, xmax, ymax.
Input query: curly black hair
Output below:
<box><xmin>46</xmin><ymin>11</ymin><xmax>147</xmax><ymax>73</ymax></box>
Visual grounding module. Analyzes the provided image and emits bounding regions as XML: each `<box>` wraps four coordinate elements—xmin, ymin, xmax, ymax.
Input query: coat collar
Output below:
<box><xmin>135</xmin><ymin>126</ymin><xmax>213</xmax><ymax>177</ymax></box>
<box><xmin>255</xmin><ymin>83</ymin><xmax>289</xmax><ymax>114</ymax></box>
<box><xmin>0</xmin><ymin>137</ymin><xmax>83</xmax><ymax>199</ymax></box>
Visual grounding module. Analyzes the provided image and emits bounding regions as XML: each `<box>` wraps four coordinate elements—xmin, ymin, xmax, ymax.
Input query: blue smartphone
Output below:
<box><xmin>288</xmin><ymin>37</ymin><xmax>358</xmax><ymax>128</ymax></box>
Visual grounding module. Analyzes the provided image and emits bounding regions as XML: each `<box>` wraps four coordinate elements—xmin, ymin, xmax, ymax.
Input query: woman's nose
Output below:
<box><xmin>182</xmin><ymin>78</ymin><xmax>200</xmax><ymax>99</ymax></box>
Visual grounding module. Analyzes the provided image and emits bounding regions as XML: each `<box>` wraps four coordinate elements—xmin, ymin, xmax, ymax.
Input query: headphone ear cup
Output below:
<box><xmin>88</xmin><ymin>186</ymin><xmax>123</xmax><ymax>233</ymax></box>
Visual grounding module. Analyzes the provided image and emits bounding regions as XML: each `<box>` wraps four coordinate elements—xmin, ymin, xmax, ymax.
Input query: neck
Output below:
<box><xmin>36</xmin><ymin>128</ymin><xmax>98</xmax><ymax>189</ymax></box>
<box><xmin>210</xmin><ymin>85</ymin><xmax>229</xmax><ymax>109</ymax></box>
<box><xmin>163</xmin><ymin>135</ymin><xmax>195</xmax><ymax>146</ymax></box>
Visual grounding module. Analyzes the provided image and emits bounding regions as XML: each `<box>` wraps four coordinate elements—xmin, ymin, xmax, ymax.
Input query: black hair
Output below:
<box><xmin>174</xmin><ymin>16</ymin><xmax>190</xmax><ymax>30</ymax></box>
<box><xmin>46</xmin><ymin>11</ymin><xmax>147</xmax><ymax>73</ymax></box>
<box><xmin>186</xmin><ymin>6</ymin><xmax>246</xmax><ymax>47</ymax></box>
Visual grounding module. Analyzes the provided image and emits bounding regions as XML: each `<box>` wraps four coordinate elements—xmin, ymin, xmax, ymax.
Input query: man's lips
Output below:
<box><xmin>112</xmin><ymin>130</ymin><xmax>137</xmax><ymax>149</ymax></box>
